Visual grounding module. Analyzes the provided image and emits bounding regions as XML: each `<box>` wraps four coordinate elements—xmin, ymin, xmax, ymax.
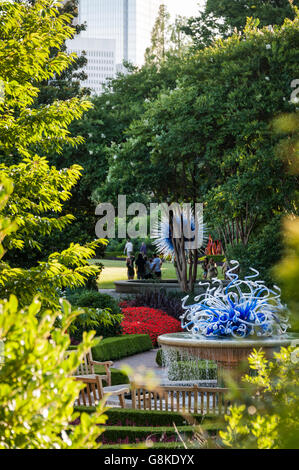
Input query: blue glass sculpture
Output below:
<box><xmin>152</xmin><ymin>209</ymin><xmax>207</xmax><ymax>257</ymax></box>
<box><xmin>181</xmin><ymin>261</ymin><xmax>289</xmax><ymax>338</ymax></box>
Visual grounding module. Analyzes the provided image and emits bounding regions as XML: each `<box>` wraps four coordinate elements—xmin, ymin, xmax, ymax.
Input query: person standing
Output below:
<box><xmin>124</xmin><ymin>239</ymin><xmax>133</xmax><ymax>257</ymax></box>
<box><xmin>150</xmin><ymin>255</ymin><xmax>162</xmax><ymax>279</ymax></box>
<box><xmin>135</xmin><ymin>253</ymin><xmax>146</xmax><ymax>280</ymax></box>
<box><xmin>208</xmin><ymin>260</ymin><xmax>218</xmax><ymax>280</ymax></box>
<box><xmin>144</xmin><ymin>256</ymin><xmax>153</xmax><ymax>279</ymax></box>
<box><xmin>126</xmin><ymin>255</ymin><xmax>135</xmax><ymax>280</ymax></box>
<box><xmin>222</xmin><ymin>260</ymin><xmax>229</xmax><ymax>280</ymax></box>
<box><xmin>140</xmin><ymin>242</ymin><xmax>147</xmax><ymax>256</ymax></box>
<box><xmin>203</xmin><ymin>257</ymin><xmax>209</xmax><ymax>280</ymax></box>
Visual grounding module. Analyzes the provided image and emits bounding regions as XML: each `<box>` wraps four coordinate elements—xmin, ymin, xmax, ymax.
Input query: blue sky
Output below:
<box><xmin>166</xmin><ymin>0</ymin><xmax>202</xmax><ymax>18</ymax></box>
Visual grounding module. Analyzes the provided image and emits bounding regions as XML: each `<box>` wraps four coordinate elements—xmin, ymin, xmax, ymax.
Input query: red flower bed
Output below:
<box><xmin>121</xmin><ymin>306</ymin><xmax>182</xmax><ymax>346</ymax></box>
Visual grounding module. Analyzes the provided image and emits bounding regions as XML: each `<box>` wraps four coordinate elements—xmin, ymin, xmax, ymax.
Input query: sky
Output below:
<box><xmin>166</xmin><ymin>0</ymin><xmax>202</xmax><ymax>19</ymax></box>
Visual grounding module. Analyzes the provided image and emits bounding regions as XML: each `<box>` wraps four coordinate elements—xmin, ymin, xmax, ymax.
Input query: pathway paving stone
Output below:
<box><xmin>113</xmin><ymin>349</ymin><xmax>165</xmax><ymax>380</ymax></box>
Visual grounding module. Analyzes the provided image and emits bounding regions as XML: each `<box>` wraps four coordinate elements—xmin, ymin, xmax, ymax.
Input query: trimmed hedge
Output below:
<box><xmin>156</xmin><ymin>349</ymin><xmax>163</xmax><ymax>367</ymax></box>
<box><xmin>101</xmin><ymin>423</ymin><xmax>222</xmax><ymax>443</ymax></box>
<box><xmin>103</xmin><ymin>408</ymin><xmax>219</xmax><ymax>427</ymax></box>
<box><xmin>92</xmin><ymin>334</ymin><xmax>153</xmax><ymax>362</ymax></box>
<box><xmin>155</xmin><ymin>350</ymin><xmax>217</xmax><ymax>380</ymax></box>
<box><xmin>101</xmin><ymin>442</ymin><xmax>187</xmax><ymax>449</ymax></box>
<box><xmin>74</xmin><ymin>407</ymin><xmax>221</xmax><ymax>427</ymax></box>
<box><xmin>101</xmin><ymin>425</ymin><xmax>195</xmax><ymax>442</ymax></box>
<box><xmin>94</xmin><ymin>366</ymin><xmax>129</xmax><ymax>386</ymax></box>
<box><xmin>73</xmin><ymin>408</ymin><xmax>224</xmax><ymax>444</ymax></box>
<box><xmin>168</xmin><ymin>361</ymin><xmax>217</xmax><ymax>381</ymax></box>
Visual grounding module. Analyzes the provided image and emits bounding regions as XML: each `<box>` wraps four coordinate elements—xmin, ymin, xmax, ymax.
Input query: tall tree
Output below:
<box><xmin>28</xmin><ymin>0</ymin><xmax>90</xmax><ymax>103</ymax></box>
<box><xmin>145</xmin><ymin>3</ymin><xmax>171</xmax><ymax>63</ymax></box>
<box><xmin>145</xmin><ymin>5</ymin><xmax>191</xmax><ymax>63</ymax></box>
<box><xmin>0</xmin><ymin>0</ymin><xmax>105</xmax><ymax>307</ymax></box>
<box><xmin>105</xmin><ymin>15</ymin><xmax>299</xmax><ymax>290</ymax></box>
<box><xmin>184</xmin><ymin>0</ymin><xmax>299</xmax><ymax>49</ymax></box>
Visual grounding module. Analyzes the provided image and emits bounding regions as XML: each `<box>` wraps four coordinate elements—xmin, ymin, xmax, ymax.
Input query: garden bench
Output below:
<box><xmin>75</xmin><ymin>349</ymin><xmax>113</xmax><ymax>386</ymax></box>
<box><xmin>74</xmin><ymin>375</ymin><xmax>129</xmax><ymax>408</ymax></box>
<box><xmin>130</xmin><ymin>383</ymin><xmax>229</xmax><ymax>415</ymax></box>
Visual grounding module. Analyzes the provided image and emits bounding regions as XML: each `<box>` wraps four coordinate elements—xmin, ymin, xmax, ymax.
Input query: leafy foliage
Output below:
<box><xmin>220</xmin><ymin>107</ymin><xmax>299</xmax><ymax>451</ymax></box>
<box><xmin>0</xmin><ymin>0</ymin><xmax>107</xmax><ymax>307</ymax></box>
<box><xmin>66</xmin><ymin>289</ymin><xmax>123</xmax><ymax>340</ymax></box>
<box><xmin>103</xmin><ymin>14</ymin><xmax>299</xmax><ymax>287</ymax></box>
<box><xmin>184</xmin><ymin>0</ymin><xmax>299</xmax><ymax>49</ymax></box>
<box><xmin>0</xmin><ymin>294</ymin><xmax>108</xmax><ymax>449</ymax></box>
<box><xmin>91</xmin><ymin>334</ymin><xmax>153</xmax><ymax>362</ymax></box>
<box><xmin>220</xmin><ymin>347</ymin><xmax>299</xmax><ymax>449</ymax></box>
<box><xmin>124</xmin><ymin>290</ymin><xmax>185</xmax><ymax>320</ymax></box>
<box><xmin>0</xmin><ymin>177</ymin><xmax>108</xmax><ymax>449</ymax></box>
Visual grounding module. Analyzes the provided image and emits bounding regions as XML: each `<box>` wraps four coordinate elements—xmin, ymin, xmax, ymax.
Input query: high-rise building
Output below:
<box><xmin>66</xmin><ymin>0</ymin><xmax>161</xmax><ymax>94</ymax></box>
<box><xmin>66</xmin><ymin>37</ymin><xmax>116</xmax><ymax>95</ymax></box>
<box><xmin>78</xmin><ymin>0</ymin><xmax>160</xmax><ymax>67</ymax></box>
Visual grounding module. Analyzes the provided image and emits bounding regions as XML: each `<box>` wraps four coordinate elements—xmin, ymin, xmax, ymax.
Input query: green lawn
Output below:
<box><xmin>92</xmin><ymin>259</ymin><xmax>204</xmax><ymax>289</ymax></box>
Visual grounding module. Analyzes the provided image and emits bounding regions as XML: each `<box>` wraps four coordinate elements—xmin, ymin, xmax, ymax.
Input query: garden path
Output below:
<box><xmin>98</xmin><ymin>288</ymin><xmax>127</xmax><ymax>300</ymax></box>
<box><xmin>113</xmin><ymin>349</ymin><xmax>165</xmax><ymax>381</ymax></box>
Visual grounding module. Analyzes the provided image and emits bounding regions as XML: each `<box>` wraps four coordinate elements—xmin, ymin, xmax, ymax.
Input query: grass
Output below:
<box><xmin>92</xmin><ymin>259</ymin><xmax>205</xmax><ymax>289</ymax></box>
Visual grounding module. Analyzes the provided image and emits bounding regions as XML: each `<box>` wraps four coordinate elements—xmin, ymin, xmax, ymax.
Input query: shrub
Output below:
<box><xmin>0</xmin><ymin>295</ymin><xmax>107</xmax><ymax>449</ymax></box>
<box><xmin>91</xmin><ymin>334</ymin><xmax>153</xmax><ymax>361</ymax></box>
<box><xmin>100</xmin><ymin>408</ymin><xmax>219</xmax><ymax>427</ymax></box>
<box><xmin>93</xmin><ymin>366</ymin><xmax>130</xmax><ymax>386</ymax></box>
<box><xmin>121</xmin><ymin>306</ymin><xmax>182</xmax><ymax>346</ymax></box>
<box><xmin>67</xmin><ymin>290</ymin><xmax>123</xmax><ymax>340</ymax></box>
<box><xmin>100</xmin><ymin>425</ymin><xmax>195</xmax><ymax>443</ymax></box>
<box><xmin>74</xmin><ymin>407</ymin><xmax>220</xmax><ymax>426</ymax></box>
<box><xmin>220</xmin><ymin>347</ymin><xmax>299</xmax><ymax>449</ymax></box>
<box><xmin>124</xmin><ymin>290</ymin><xmax>185</xmax><ymax>320</ymax></box>
<box><xmin>67</xmin><ymin>289</ymin><xmax>121</xmax><ymax>313</ymax></box>
<box><xmin>101</xmin><ymin>442</ymin><xmax>188</xmax><ymax>449</ymax></box>
<box><xmin>168</xmin><ymin>360</ymin><xmax>217</xmax><ymax>381</ymax></box>
<box><xmin>156</xmin><ymin>349</ymin><xmax>163</xmax><ymax>367</ymax></box>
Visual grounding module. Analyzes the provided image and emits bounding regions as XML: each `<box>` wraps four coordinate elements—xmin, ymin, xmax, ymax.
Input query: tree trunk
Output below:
<box><xmin>170</xmin><ymin>213</ymin><xmax>198</xmax><ymax>293</ymax></box>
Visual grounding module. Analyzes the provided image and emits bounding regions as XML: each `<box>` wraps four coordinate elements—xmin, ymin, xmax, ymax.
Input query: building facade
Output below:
<box><xmin>78</xmin><ymin>0</ymin><xmax>160</xmax><ymax>66</ymax></box>
<box><xmin>66</xmin><ymin>0</ymin><xmax>160</xmax><ymax>94</ymax></box>
<box><xmin>66</xmin><ymin>37</ymin><xmax>116</xmax><ymax>95</ymax></box>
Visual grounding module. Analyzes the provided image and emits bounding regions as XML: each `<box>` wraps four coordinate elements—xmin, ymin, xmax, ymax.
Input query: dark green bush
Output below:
<box><xmin>225</xmin><ymin>216</ymin><xmax>284</xmax><ymax>286</ymax></box>
<box><xmin>67</xmin><ymin>289</ymin><xmax>123</xmax><ymax>340</ymax></box>
<box><xmin>67</xmin><ymin>289</ymin><xmax>121</xmax><ymax>313</ymax></box>
<box><xmin>100</xmin><ymin>442</ymin><xmax>187</xmax><ymax>449</ymax></box>
<box><xmin>156</xmin><ymin>349</ymin><xmax>163</xmax><ymax>367</ymax></box>
<box><xmin>92</xmin><ymin>334</ymin><xmax>153</xmax><ymax>361</ymax></box>
<box><xmin>155</xmin><ymin>350</ymin><xmax>217</xmax><ymax>380</ymax></box>
<box><xmin>168</xmin><ymin>360</ymin><xmax>217</xmax><ymax>381</ymax></box>
<box><xmin>93</xmin><ymin>366</ymin><xmax>130</xmax><ymax>386</ymax></box>
<box><xmin>127</xmin><ymin>290</ymin><xmax>185</xmax><ymax>320</ymax></box>
<box><xmin>101</xmin><ymin>425</ymin><xmax>195</xmax><ymax>442</ymax></box>
<box><xmin>74</xmin><ymin>407</ymin><xmax>220</xmax><ymax>427</ymax></box>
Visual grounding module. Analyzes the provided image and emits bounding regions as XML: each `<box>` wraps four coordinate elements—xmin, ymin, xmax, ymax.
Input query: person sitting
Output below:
<box><xmin>150</xmin><ymin>255</ymin><xmax>162</xmax><ymax>279</ymax></box>
<box><xmin>135</xmin><ymin>253</ymin><xmax>146</xmax><ymax>280</ymax></box>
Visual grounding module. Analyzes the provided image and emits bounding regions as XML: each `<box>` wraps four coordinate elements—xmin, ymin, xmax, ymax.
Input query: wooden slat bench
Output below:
<box><xmin>75</xmin><ymin>375</ymin><xmax>129</xmax><ymax>408</ymax></box>
<box><xmin>75</xmin><ymin>349</ymin><xmax>113</xmax><ymax>386</ymax></box>
<box><xmin>130</xmin><ymin>384</ymin><xmax>229</xmax><ymax>415</ymax></box>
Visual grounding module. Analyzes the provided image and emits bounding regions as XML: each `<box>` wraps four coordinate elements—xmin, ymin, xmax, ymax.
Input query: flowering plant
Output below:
<box><xmin>121</xmin><ymin>306</ymin><xmax>182</xmax><ymax>346</ymax></box>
